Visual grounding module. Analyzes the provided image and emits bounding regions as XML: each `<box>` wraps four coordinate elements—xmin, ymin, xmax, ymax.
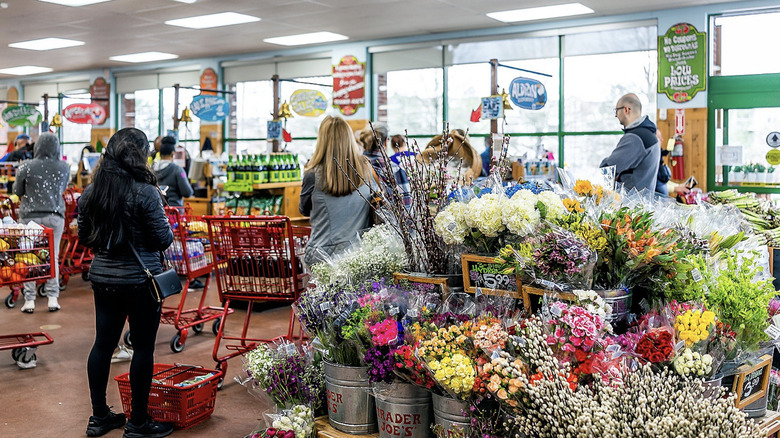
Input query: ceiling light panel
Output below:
<box><xmin>0</xmin><ymin>65</ymin><xmax>54</xmax><ymax>75</ymax></box>
<box><xmin>9</xmin><ymin>37</ymin><xmax>85</xmax><ymax>51</ymax></box>
<box><xmin>37</xmin><ymin>0</ymin><xmax>112</xmax><ymax>6</ymax></box>
<box><xmin>487</xmin><ymin>3</ymin><xmax>594</xmax><ymax>23</ymax></box>
<box><xmin>263</xmin><ymin>31</ymin><xmax>348</xmax><ymax>46</ymax></box>
<box><xmin>109</xmin><ymin>51</ymin><xmax>179</xmax><ymax>63</ymax></box>
<box><xmin>165</xmin><ymin>12</ymin><xmax>260</xmax><ymax>29</ymax></box>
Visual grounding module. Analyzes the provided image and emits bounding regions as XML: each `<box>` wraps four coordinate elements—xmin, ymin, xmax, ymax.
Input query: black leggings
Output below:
<box><xmin>87</xmin><ymin>282</ymin><xmax>160</xmax><ymax>424</ymax></box>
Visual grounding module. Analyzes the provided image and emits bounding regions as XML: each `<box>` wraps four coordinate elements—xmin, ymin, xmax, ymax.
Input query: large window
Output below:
<box><xmin>163</xmin><ymin>86</ymin><xmax>201</xmax><ymax>158</ymax></box>
<box><xmin>120</xmin><ymin>89</ymin><xmax>160</xmax><ymax>145</ymax></box>
<box><xmin>712</xmin><ymin>11</ymin><xmax>780</xmax><ymax>76</ymax></box>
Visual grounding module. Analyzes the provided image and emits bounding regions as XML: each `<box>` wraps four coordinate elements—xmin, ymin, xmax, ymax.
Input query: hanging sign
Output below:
<box><xmin>332</xmin><ymin>55</ymin><xmax>365</xmax><ymax>116</ymax></box>
<box><xmin>767</xmin><ymin>150</ymin><xmax>780</xmax><ymax>166</ymax></box>
<box><xmin>508</xmin><ymin>77</ymin><xmax>547</xmax><ymax>110</ymax></box>
<box><xmin>63</xmin><ymin>103</ymin><xmax>107</xmax><ymax>125</ymax></box>
<box><xmin>658</xmin><ymin>22</ymin><xmax>707</xmax><ymax>103</ymax></box>
<box><xmin>481</xmin><ymin>95</ymin><xmax>503</xmax><ymax>120</ymax></box>
<box><xmin>290</xmin><ymin>89</ymin><xmax>327</xmax><ymax>117</ymax></box>
<box><xmin>2</xmin><ymin>105</ymin><xmax>42</xmax><ymax>127</ymax></box>
<box><xmin>190</xmin><ymin>95</ymin><xmax>229</xmax><ymax>122</ymax></box>
<box><xmin>267</xmin><ymin>120</ymin><xmax>282</xmax><ymax>140</ymax></box>
<box><xmin>767</xmin><ymin>132</ymin><xmax>780</xmax><ymax>148</ymax></box>
<box><xmin>675</xmin><ymin>109</ymin><xmax>685</xmax><ymax>135</ymax></box>
<box><xmin>89</xmin><ymin>77</ymin><xmax>110</xmax><ymax>119</ymax></box>
<box><xmin>200</xmin><ymin>68</ymin><xmax>218</xmax><ymax>96</ymax></box>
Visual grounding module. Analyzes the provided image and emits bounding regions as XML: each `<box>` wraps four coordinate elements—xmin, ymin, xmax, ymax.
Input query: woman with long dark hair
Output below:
<box><xmin>79</xmin><ymin>128</ymin><xmax>174</xmax><ymax>438</ymax></box>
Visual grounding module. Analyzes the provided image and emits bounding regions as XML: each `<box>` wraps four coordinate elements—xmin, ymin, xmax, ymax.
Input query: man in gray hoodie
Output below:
<box><xmin>600</xmin><ymin>93</ymin><xmax>661</xmax><ymax>192</ymax></box>
<box><xmin>13</xmin><ymin>132</ymin><xmax>71</xmax><ymax>314</ymax></box>
<box><xmin>152</xmin><ymin>137</ymin><xmax>193</xmax><ymax>207</ymax></box>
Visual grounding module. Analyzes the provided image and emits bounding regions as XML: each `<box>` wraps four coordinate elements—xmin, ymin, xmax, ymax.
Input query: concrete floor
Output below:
<box><xmin>0</xmin><ymin>275</ymin><xmax>294</xmax><ymax>437</ymax></box>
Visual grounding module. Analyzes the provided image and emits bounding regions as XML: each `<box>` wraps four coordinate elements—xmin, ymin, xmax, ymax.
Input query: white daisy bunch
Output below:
<box><xmin>244</xmin><ymin>343</ymin><xmax>275</xmax><ymax>387</ymax></box>
<box><xmin>272</xmin><ymin>405</ymin><xmax>314</xmax><ymax>438</ymax></box>
<box><xmin>433</xmin><ymin>201</ymin><xmax>469</xmax><ymax>245</ymax></box>
<box><xmin>502</xmin><ymin>191</ymin><xmax>541</xmax><ymax>236</ymax></box>
<box><xmin>464</xmin><ymin>193</ymin><xmax>506</xmax><ymax>237</ymax></box>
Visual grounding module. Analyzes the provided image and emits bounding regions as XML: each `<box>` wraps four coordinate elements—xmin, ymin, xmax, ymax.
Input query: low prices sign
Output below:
<box><xmin>190</xmin><ymin>95</ymin><xmax>229</xmax><ymax>122</ymax></box>
<box><xmin>2</xmin><ymin>105</ymin><xmax>42</xmax><ymax>127</ymax></box>
<box><xmin>658</xmin><ymin>22</ymin><xmax>707</xmax><ymax>103</ymax></box>
<box><xmin>332</xmin><ymin>55</ymin><xmax>365</xmax><ymax>116</ymax></box>
<box><xmin>290</xmin><ymin>89</ymin><xmax>327</xmax><ymax>117</ymax></box>
<box><xmin>63</xmin><ymin>103</ymin><xmax>107</xmax><ymax>125</ymax></box>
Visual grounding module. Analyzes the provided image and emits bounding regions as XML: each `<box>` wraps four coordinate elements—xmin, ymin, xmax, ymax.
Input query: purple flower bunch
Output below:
<box><xmin>534</xmin><ymin>229</ymin><xmax>594</xmax><ymax>285</ymax></box>
<box><xmin>364</xmin><ymin>346</ymin><xmax>397</xmax><ymax>383</ymax></box>
<box><xmin>265</xmin><ymin>354</ymin><xmax>307</xmax><ymax>406</ymax></box>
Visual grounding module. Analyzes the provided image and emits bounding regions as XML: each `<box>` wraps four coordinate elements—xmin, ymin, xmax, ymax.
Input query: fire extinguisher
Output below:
<box><xmin>670</xmin><ymin>135</ymin><xmax>685</xmax><ymax>180</ymax></box>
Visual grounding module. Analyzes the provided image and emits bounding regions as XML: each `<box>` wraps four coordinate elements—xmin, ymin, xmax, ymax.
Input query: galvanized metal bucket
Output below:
<box><xmin>324</xmin><ymin>360</ymin><xmax>378</xmax><ymax>434</ymax></box>
<box><xmin>374</xmin><ymin>382</ymin><xmax>432</xmax><ymax>438</ymax></box>
<box><xmin>596</xmin><ymin>288</ymin><xmax>632</xmax><ymax>324</ymax></box>
<box><xmin>431</xmin><ymin>393</ymin><xmax>470</xmax><ymax>437</ymax></box>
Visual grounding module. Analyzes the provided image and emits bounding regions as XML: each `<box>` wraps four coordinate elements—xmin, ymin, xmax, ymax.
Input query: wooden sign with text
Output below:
<box><xmin>731</xmin><ymin>354</ymin><xmax>772</xmax><ymax>410</ymax></box>
<box><xmin>521</xmin><ymin>285</ymin><xmax>577</xmax><ymax>315</ymax></box>
<box><xmin>392</xmin><ymin>272</ymin><xmax>449</xmax><ymax>296</ymax></box>
<box><xmin>461</xmin><ymin>254</ymin><xmax>521</xmax><ymax>298</ymax></box>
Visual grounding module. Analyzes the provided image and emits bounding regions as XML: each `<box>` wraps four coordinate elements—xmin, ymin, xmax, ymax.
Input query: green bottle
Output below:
<box><xmin>271</xmin><ymin>155</ymin><xmax>281</xmax><ymax>183</ymax></box>
<box><xmin>292</xmin><ymin>154</ymin><xmax>300</xmax><ymax>181</ymax></box>
<box><xmin>252</xmin><ymin>155</ymin><xmax>261</xmax><ymax>185</ymax></box>
<box><xmin>282</xmin><ymin>154</ymin><xmax>290</xmax><ymax>182</ymax></box>
<box><xmin>240</xmin><ymin>156</ymin><xmax>250</xmax><ymax>182</ymax></box>
<box><xmin>227</xmin><ymin>156</ymin><xmax>235</xmax><ymax>182</ymax></box>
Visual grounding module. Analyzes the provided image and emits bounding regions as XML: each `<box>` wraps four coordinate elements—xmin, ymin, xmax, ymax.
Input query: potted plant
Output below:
<box><xmin>743</xmin><ymin>163</ymin><xmax>756</xmax><ymax>183</ymax></box>
<box><xmin>755</xmin><ymin>163</ymin><xmax>767</xmax><ymax>183</ymax></box>
<box><xmin>730</xmin><ymin>165</ymin><xmax>743</xmax><ymax>184</ymax></box>
<box><xmin>769</xmin><ymin>166</ymin><xmax>777</xmax><ymax>184</ymax></box>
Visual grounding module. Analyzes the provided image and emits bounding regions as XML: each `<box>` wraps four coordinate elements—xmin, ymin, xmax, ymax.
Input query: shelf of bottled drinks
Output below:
<box><xmin>226</xmin><ymin>153</ymin><xmax>302</xmax><ymax>186</ymax></box>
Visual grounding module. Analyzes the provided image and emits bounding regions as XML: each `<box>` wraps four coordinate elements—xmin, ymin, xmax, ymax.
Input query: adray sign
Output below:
<box><xmin>1</xmin><ymin>105</ymin><xmax>42</xmax><ymax>127</ymax></box>
<box><xmin>658</xmin><ymin>22</ymin><xmax>707</xmax><ymax>103</ymax></box>
<box><xmin>508</xmin><ymin>77</ymin><xmax>547</xmax><ymax>110</ymax></box>
<box><xmin>189</xmin><ymin>95</ymin><xmax>229</xmax><ymax>122</ymax></box>
<box><xmin>289</xmin><ymin>89</ymin><xmax>327</xmax><ymax>117</ymax></box>
<box><xmin>63</xmin><ymin>102</ymin><xmax>107</xmax><ymax>125</ymax></box>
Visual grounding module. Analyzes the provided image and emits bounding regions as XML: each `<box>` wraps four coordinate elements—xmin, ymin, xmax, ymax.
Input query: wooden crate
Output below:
<box><xmin>316</xmin><ymin>416</ymin><xmax>379</xmax><ymax>438</ymax></box>
<box><xmin>757</xmin><ymin>410</ymin><xmax>780</xmax><ymax>437</ymax></box>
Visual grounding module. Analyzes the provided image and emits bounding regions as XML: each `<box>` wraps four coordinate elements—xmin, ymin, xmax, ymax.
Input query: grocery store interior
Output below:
<box><xmin>2</xmin><ymin>0</ymin><xmax>780</xmax><ymax>437</ymax></box>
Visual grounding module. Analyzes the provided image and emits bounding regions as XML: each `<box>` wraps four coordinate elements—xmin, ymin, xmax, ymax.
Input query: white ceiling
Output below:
<box><xmin>0</xmin><ymin>0</ymin><xmax>736</xmax><ymax>79</ymax></box>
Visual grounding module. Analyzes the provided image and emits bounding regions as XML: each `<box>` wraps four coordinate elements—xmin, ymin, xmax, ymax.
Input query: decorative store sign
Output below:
<box><xmin>767</xmin><ymin>132</ymin><xmax>780</xmax><ymax>148</ymax></box>
<box><xmin>200</xmin><ymin>68</ymin><xmax>218</xmax><ymax>96</ymax></box>
<box><xmin>481</xmin><ymin>95</ymin><xmax>504</xmax><ymax>120</ymax></box>
<box><xmin>675</xmin><ymin>109</ymin><xmax>685</xmax><ymax>135</ymax></box>
<box><xmin>508</xmin><ymin>77</ymin><xmax>547</xmax><ymax>110</ymax></box>
<box><xmin>332</xmin><ymin>55</ymin><xmax>365</xmax><ymax>116</ymax></box>
<box><xmin>732</xmin><ymin>354</ymin><xmax>772</xmax><ymax>409</ymax></box>
<box><xmin>767</xmin><ymin>149</ymin><xmax>780</xmax><ymax>166</ymax></box>
<box><xmin>63</xmin><ymin>103</ymin><xmax>107</xmax><ymax>125</ymax></box>
<box><xmin>224</xmin><ymin>180</ymin><xmax>254</xmax><ymax>192</ymax></box>
<box><xmin>290</xmin><ymin>89</ymin><xmax>327</xmax><ymax>117</ymax></box>
<box><xmin>658</xmin><ymin>22</ymin><xmax>707</xmax><ymax>103</ymax></box>
<box><xmin>190</xmin><ymin>95</ymin><xmax>229</xmax><ymax>122</ymax></box>
<box><xmin>267</xmin><ymin>120</ymin><xmax>282</xmax><ymax>140</ymax></box>
<box><xmin>461</xmin><ymin>254</ymin><xmax>520</xmax><ymax>298</ymax></box>
<box><xmin>720</xmin><ymin>145</ymin><xmax>743</xmax><ymax>166</ymax></box>
<box><xmin>89</xmin><ymin>77</ymin><xmax>110</xmax><ymax>119</ymax></box>
<box><xmin>2</xmin><ymin>105</ymin><xmax>42</xmax><ymax>127</ymax></box>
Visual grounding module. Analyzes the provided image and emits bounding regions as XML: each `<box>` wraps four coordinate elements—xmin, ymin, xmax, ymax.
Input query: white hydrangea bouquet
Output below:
<box><xmin>268</xmin><ymin>405</ymin><xmax>314</xmax><ymax>438</ymax></box>
<box><xmin>433</xmin><ymin>188</ymin><xmax>567</xmax><ymax>254</ymax></box>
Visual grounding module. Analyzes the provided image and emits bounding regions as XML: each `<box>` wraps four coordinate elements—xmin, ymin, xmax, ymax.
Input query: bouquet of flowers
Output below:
<box><xmin>417</xmin><ymin>324</ymin><xmax>476</xmax><ymax>399</ymax></box>
<box><xmin>634</xmin><ymin>329</ymin><xmax>675</xmax><ymax>365</ymax></box>
<box><xmin>267</xmin><ymin>405</ymin><xmax>314</xmax><ymax>438</ymax></box>
<box><xmin>248</xmin><ymin>428</ymin><xmax>296</xmax><ymax>438</ymax></box>
<box><xmin>541</xmin><ymin>300</ymin><xmax>610</xmax><ymax>381</ymax></box>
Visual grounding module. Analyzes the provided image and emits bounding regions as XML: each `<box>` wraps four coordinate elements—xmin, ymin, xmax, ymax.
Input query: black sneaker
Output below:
<box><xmin>122</xmin><ymin>419</ymin><xmax>173</xmax><ymax>438</ymax></box>
<box><xmin>86</xmin><ymin>410</ymin><xmax>126</xmax><ymax>437</ymax></box>
<box><xmin>188</xmin><ymin>278</ymin><xmax>205</xmax><ymax>290</ymax></box>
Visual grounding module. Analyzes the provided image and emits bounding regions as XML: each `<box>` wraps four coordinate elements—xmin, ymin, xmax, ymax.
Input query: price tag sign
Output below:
<box><xmin>765</xmin><ymin>324</ymin><xmax>780</xmax><ymax>340</ymax></box>
<box><xmin>690</xmin><ymin>268</ymin><xmax>703</xmax><ymax>283</ymax></box>
<box><xmin>319</xmin><ymin>302</ymin><xmax>332</xmax><ymax>312</ymax></box>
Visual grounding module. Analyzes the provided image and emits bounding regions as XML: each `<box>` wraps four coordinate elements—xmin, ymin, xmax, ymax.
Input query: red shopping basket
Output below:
<box><xmin>115</xmin><ymin>363</ymin><xmax>220</xmax><ymax>429</ymax></box>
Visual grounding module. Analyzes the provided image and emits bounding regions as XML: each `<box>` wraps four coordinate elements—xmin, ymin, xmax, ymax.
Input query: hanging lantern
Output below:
<box><xmin>501</xmin><ymin>88</ymin><xmax>513</xmax><ymax>111</ymax></box>
<box><xmin>279</xmin><ymin>100</ymin><xmax>294</xmax><ymax>119</ymax></box>
<box><xmin>179</xmin><ymin>106</ymin><xmax>193</xmax><ymax>124</ymax></box>
<box><xmin>50</xmin><ymin>113</ymin><xmax>63</xmax><ymax>128</ymax></box>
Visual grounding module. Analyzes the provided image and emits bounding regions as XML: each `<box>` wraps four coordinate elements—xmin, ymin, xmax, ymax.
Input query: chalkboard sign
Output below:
<box><xmin>393</xmin><ymin>272</ymin><xmax>449</xmax><ymax>297</ymax></box>
<box><xmin>732</xmin><ymin>354</ymin><xmax>772</xmax><ymax>409</ymax></box>
<box><xmin>769</xmin><ymin>247</ymin><xmax>780</xmax><ymax>291</ymax></box>
<box><xmin>521</xmin><ymin>285</ymin><xmax>578</xmax><ymax>315</ymax></box>
<box><xmin>461</xmin><ymin>254</ymin><xmax>521</xmax><ymax>298</ymax></box>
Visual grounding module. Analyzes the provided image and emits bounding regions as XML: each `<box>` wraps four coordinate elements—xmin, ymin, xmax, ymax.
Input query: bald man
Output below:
<box><xmin>600</xmin><ymin>93</ymin><xmax>660</xmax><ymax>192</ymax></box>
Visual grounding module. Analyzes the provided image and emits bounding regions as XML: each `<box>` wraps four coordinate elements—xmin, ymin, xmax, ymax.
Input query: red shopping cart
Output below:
<box><xmin>124</xmin><ymin>207</ymin><xmax>232</xmax><ymax>353</ymax></box>
<box><xmin>1</xmin><ymin>332</ymin><xmax>54</xmax><ymax>368</ymax></box>
<box><xmin>57</xmin><ymin>187</ymin><xmax>92</xmax><ymax>288</ymax></box>
<box><xmin>204</xmin><ymin>215</ymin><xmax>310</xmax><ymax>383</ymax></box>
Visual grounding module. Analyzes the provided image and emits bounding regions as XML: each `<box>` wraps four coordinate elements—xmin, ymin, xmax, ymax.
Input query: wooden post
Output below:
<box><xmin>489</xmin><ymin>58</ymin><xmax>499</xmax><ymax>138</ymax></box>
<box><xmin>42</xmin><ymin>93</ymin><xmax>49</xmax><ymax>128</ymax></box>
<box><xmin>173</xmin><ymin>83</ymin><xmax>180</xmax><ymax>131</ymax></box>
<box><xmin>272</xmin><ymin>74</ymin><xmax>280</xmax><ymax>152</ymax></box>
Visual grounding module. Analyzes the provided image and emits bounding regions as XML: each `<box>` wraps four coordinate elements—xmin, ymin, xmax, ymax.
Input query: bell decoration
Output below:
<box><xmin>279</xmin><ymin>100</ymin><xmax>294</xmax><ymax>119</ymax></box>
<box><xmin>501</xmin><ymin>88</ymin><xmax>513</xmax><ymax>111</ymax></box>
<box><xmin>51</xmin><ymin>113</ymin><xmax>63</xmax><ymax>128</ymax></box>
<box><xmin>179</xmin><ymin>106</ymin><xmax>193</xmax><ymax>124</ymax></box>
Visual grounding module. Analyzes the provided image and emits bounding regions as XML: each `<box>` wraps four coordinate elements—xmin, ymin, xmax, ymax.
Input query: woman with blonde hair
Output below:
<box><xmin>299</xmin><ymin>115</ymin><xmax>376</xmax><ymax>266</ymax></box>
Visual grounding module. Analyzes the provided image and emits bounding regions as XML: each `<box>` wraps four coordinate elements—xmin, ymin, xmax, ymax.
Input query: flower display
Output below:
<box><xmin>674</xmin><ymin>309</ymin><xmax>715</xmax><ymax>347</ymax></box>
<box><xmin>673</xmin><ymin>347</ymin><xmax>713</xmax><ymax>377</ymax></box>
<box><xmin>364</xmin><ymin>346</ymin><xmax>396</xmax><ymax>383</ymax></box>
<box><xmin>536</xmin><ymin>191</ymin><xmax>566</xmax><ymax>220</ymax></box>
<box><xmin>248</xmin><ymin>428</ymin><xmax>295</xmax><ymax>438</ymax></box>
<box><xmin>573</xmin><ymin>179</ymin><xmax>605</xmax><ymax>204</ymax></box>
<box><xmin>501</xmin><ymin>194</ymin><xmax>541</xmax><ymax>237</ymax></box>
<box><xmin>533</xmin><ymin>228</ymin><xmax>596</xmax><ymax>289</ymax></box>
<box><xmin>635</xmin><ymin>329</ymin><xmax>675</xmax><ymax>364</ymax></box>
<box><xmin>427</xmin><ymin>353</ymin><xmax>476</xmax><ymax>397</ymax></box>
<box><xmin>271</xmin><ymin>405</ymin><xmax>314</xmax><ymax>438</ymax></box>
<box><xmin>479</xmin><ymin>350</ymin><xmax>526</xmax><ymax>407</ymax></box>
<box><xmin>393</xmin><ymin>345</ymin><xmax>436</xmax><ymax>389</ymax></box>
<box><xmin>433</xmin><ymin>201</ymin><xmax>469</xmax><ymax>245</ymax></box>
<box><xmin>464</xmin><ymin>193</ymin><xmax>506</xmax><ymax>238</ymax></box>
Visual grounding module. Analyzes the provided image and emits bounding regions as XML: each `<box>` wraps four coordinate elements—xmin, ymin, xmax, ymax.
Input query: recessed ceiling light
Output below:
<box><xmin>487</xmin><ymin>3</ymin><xmax>594</xmax><ymax>23</ymax></box>
<box><xmin>165</xmin><ymin>12</ymin><xmax>260</xmax><ymax>29</ymax></box>
<box><xmin>109</xmin><ymin>51</ymin><xmax>179</xmax><ymax>63</ymax></box>
<box><xmin>263</xmin><ymin>31</ymin><xmax>349</xmax><ymax>46</ymax></box>
<box><xmin>37</xmin><ymin>0</ymin><xmax>112</xmax><ymax>6</ymax></box>
<box><xmin>172</xmin><ymin>0</ymin><xmax>197</xmax><ymax>3</ymax></box>
<box><xmin>0</xmin><ymin>65</ymin><xmax>54</xmax><ymax>75</ymax></box>
<box><xmin>9</xmin><ymin>37</ymin><xmax>85</xmax><ymax>51</ymax></box>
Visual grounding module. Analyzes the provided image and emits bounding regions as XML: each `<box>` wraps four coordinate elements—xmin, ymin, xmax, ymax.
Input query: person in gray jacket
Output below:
<box><xmin>600</xmin><ymin>93</ymin><xmax>661</xmax><ymax>192</ymax></box>
<box><xmin>152</xmin><ymin>137</ymin><xmax>193</xmax><ymax>207</ymax></box>
<box><xmin>13</xmin><ymin>132</ymin><xmax>70</xmax><ymax>314</ymax></box>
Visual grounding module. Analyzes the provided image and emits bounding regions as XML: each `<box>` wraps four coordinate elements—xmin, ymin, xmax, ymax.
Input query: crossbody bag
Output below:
<box><xmin>129</xmin><ymin>245</ymin><xmax>182</xmax><ymax>303</ymax></box>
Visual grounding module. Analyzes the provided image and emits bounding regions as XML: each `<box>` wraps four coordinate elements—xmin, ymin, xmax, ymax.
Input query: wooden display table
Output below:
<box><xmin>315</xmin><ymin>416</ymin><xmax>378</xmax><ymax>438</ymax></box>
<box><xmin>757</xmin><ymin>410</ymin><xmax>780</xmax><ymax>437</ymax></box>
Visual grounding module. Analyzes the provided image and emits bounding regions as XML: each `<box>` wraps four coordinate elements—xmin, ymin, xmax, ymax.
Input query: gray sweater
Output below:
<box><xmin>13</xmin><ymin>133</ymin><xmax>70</xmax><ymax>219</ymax></box>
<box><xmin>152</xmin><ymin>160</ymin><xmax>193</xmax><ymax>207</ymax></box>
<box><xmin>299</xmin><ymin>167</ymin><xmax>374</xmax><ymax>267</ymax></box>
<box><xmin>600</xmin><ymin>115</ymin><xmax>661</xmax><ymax>192</ymax></box>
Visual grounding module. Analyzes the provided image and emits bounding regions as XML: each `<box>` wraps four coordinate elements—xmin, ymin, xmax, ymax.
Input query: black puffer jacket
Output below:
<box><xmin>78</xmin><ymin>181</ymin><xmax>173</xmax><ymax>285</ymax></box>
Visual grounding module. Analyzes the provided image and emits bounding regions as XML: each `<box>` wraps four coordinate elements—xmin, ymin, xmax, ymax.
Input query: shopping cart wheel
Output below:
<box><xmin>82</xmin><ymin>271</ymin><xmax>90</xmax><ymax>282</ymax></box>
<box><xmin>123</xmin><ymin>331</ymin><xmax>132</xmax><ymax>347</ymax></box>
<box><xmin>17</xmin><ymin>352</ymin><xmax>36</xmax><ymax>366</ymax></box>
<box><xmin>215</xmin><ymin>362</ymin><xmax>226</xmax><ymax>390</ymax></box>
<box><xmin>4</xmin><ymin>293</ymin><xmax>15</xmax><ymax>308</ymax></box>
<box><xmin>212</xmin><ymin>318</ymin><xmax>222</xmax><ymax>336</ymax></box>
<box><xmin>11</xmin><ymin>348</ymin><xmax>23</xmax><ymax>362</ymax></box>
<box><xmin>192</xmin><ymin>322</ymin><xmax>204</xmax><ymax>334</ymax></box>
<box><xmin>59</xmin><ymin>276</ymin><xmax>67</xmax><ymax>291</ymax></box>
<box><xmin>37</xmin><ymin>284</ymin><xmax>46</xmax><ymax>298</ymax></box>
<box><xmin>170</xmin><ymin>333</ymin><xmax>185</xmax><ymax>353</ymax></box>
